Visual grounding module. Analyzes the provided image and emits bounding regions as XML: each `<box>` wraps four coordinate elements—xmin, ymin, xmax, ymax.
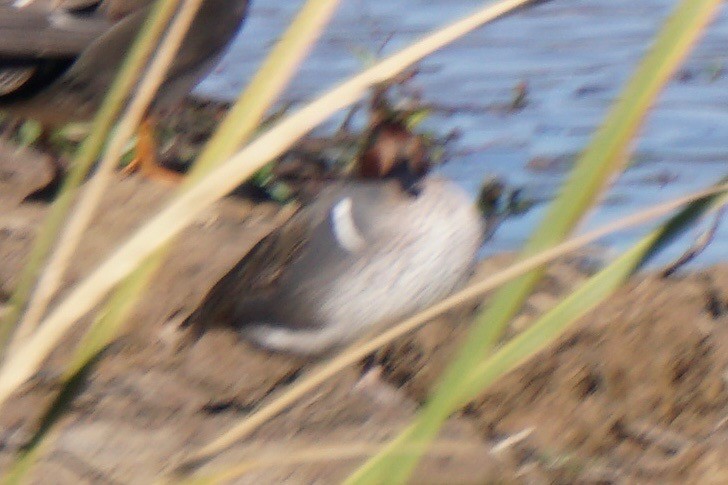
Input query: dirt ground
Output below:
<box><xmin>0</xmin><ymin>137</ymin><xmax>727</xmax><ymax>484</ymax></box>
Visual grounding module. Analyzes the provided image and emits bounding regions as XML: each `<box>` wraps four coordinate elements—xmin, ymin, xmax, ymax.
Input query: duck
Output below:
<box><xmin>183</xmin><ymin>146</ymin><xmax>500</xmax><ymax>356</ymax></box>
<box><xmin>0</xmin><ymin>0</ymin><xmax>250</xmax><ymax>180</ymax></box>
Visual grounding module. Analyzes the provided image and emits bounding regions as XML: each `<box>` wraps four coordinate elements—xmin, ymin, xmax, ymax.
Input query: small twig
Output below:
<box><xmin>661</xmin><ymin>204</ymin><xmax>725</xmax><ymax>277</ymax></box>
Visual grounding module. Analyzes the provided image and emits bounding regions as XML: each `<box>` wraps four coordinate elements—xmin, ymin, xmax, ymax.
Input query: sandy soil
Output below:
<box><xmin>0</xmin><ymin>138</ymin><xmax>727</xmax><ymax>483</ymax></box>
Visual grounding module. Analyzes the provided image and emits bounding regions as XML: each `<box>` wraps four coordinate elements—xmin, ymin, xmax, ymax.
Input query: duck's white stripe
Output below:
<box><xmin>331</xmin><ymin>197</ymin><xmax>366</xmax><ymax>253</ymax></box>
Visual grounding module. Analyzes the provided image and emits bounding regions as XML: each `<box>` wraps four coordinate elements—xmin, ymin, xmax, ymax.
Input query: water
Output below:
<box><xmin>196</xmin><ymin>0</ymin><xmax>728</xmax><ymax>268</ymax></box>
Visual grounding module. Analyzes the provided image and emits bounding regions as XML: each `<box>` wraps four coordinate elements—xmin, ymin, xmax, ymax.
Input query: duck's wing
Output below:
<box><xmin>223</xmin><ymin>181</ymin><xmax>404</xmax><ymax>299</ymax></box>
<box><xmin>182</xmin><ymin>197</ymin><xmax>333</xmax><ymax>335</ymax></box>
<box><xmin>139</xmin><ymin>0</ymin><xmax>250</xmax><ymax>103</ymax></box>
<box><xmin>44</xmin><ymin>0</ymin><xmax>248</xmax><ymax>111</ymax></box>
<box><xmin>97</xmin><ymin>0</ymin><xmax>153</xmax><ymax>20</ymax></box>
<box><xmin>0</xmin><ymin>6</ymin><xmax>109</xmax><ymax>101</ymax></box>
<box><xmin>0</xmin><ymin>7</ymin><xmax>107</xmax><ymax>59</ymax></box>
<box><xmin>183</xmin><ymin>181</ymin><xmax>407</xmax><ymax>337</ymax></box>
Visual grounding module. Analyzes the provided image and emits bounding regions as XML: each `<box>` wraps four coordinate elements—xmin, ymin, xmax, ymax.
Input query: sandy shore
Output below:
<box><xmin>0</xmin><ymin>137</ymin><xmax>726</xmax><ymax>483</ymax></box>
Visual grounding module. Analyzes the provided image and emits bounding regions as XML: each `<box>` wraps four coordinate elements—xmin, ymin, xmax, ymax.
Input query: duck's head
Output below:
<box><xmin>356</xmin><ymin>118</ymin><xmax>430</xmax><ymax>195</ymax></box>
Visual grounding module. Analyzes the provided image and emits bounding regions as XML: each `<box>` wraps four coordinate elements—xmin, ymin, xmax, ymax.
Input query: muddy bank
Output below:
<box><xmin>0</xmin><ymin>140</ymin><xmax>727</xmax><ymax>483</ymax></box>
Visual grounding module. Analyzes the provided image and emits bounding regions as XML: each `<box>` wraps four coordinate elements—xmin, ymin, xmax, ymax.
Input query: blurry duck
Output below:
<box><xmin>183</xmin><ymin>127</ymin><xmax>502</xmax><ymax>355</ymax></box>
<box><xmin>0</xmin><ymin>0</ymin><xmax>250</xmax><ymax>180</ymax></box>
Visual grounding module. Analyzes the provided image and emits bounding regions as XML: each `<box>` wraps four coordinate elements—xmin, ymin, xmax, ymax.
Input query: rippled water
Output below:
<box><xmin>197</xmin><ymin>0</ymin><xmax>728</xmax><ymax>268</ymax></box>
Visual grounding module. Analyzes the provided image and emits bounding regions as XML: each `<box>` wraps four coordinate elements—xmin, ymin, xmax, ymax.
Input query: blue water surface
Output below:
<box><xmin>196</xmin><ymin>0</ymin><xmax>728</xmax><ymax>269</ymax></box>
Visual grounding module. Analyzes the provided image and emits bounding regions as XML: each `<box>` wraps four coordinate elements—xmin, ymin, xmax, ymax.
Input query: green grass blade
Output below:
<box><xmin>345</xmin><ymin>0</ymin><xmax>722</xmax><ymax>482</ymax></box>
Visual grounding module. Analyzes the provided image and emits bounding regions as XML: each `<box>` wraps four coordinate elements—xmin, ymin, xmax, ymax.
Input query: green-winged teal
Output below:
<box><xmin>185</xmin><ymin>158</ymin><xmax>496</xmax><ymax>355</ymax></box>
